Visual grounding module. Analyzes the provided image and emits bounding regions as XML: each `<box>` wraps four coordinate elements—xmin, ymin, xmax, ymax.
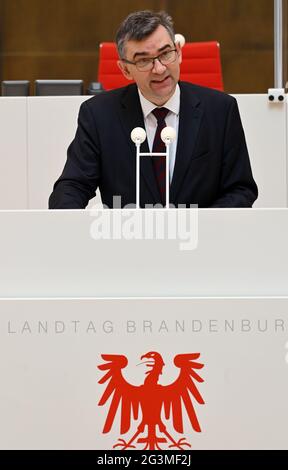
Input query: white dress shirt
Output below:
<box><xmin>138</xmin><ymin>84</ymin><xmax>180</xmax><ymax>183</ymax></box>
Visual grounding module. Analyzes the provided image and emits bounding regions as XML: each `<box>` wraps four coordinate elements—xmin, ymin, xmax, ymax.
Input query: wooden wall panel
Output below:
<box><xmin>284</xmin><ymin>0</ymin><xmax>288</xmax><ymax>87</ymax></box>
<box><xmin>0</xmin><ymin>0</ymin><xmax>162</xmax><ymax>92</ymax></box>
<box><xmin>0</xmin><ymin>0</ymin><xmax>4</xmax><ymax>80</ymax></box>
<box><xmin>0</xmin><ymin>0</ymin><xmax>279</xmax><ymax>93</ymax></box>
<box><xmin>167</xmin><ymin>0</ymin><xmax>274</xmax><ymax>93</ymax></box>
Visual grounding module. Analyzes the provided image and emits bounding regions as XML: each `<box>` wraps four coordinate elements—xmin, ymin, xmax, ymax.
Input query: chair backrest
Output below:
<box><xmin>98</xmin><ymin>43</ymin><xmax>131</xmax><ymax>90</ymax></box>
<box><xmin>35</xmin><ymin>80</ymin><xmax>83</xmax><ymax>96</ymax></box>
<box><xmin>180</xmin><ymin>41</ymin><xmax>224</xmax><ymax>91</ymax></box>
<box><xmin>98</xmin><ymin>41</ymin><xmax>223</xmax><ymax>91</ymax></box>
<box><xmin>1</xmin><ymin>80</ymin><xmax>30</xmax><ymax>96</ymax></box>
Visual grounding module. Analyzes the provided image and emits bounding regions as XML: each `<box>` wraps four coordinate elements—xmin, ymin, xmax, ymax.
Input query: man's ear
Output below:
<box><xmin>176</xmin><ymin>43</ymin><xmax>182</xmax><ymax>65</ymax></box>
<box><xmin>117</xmin><ymin>60</ymin><xmax>134</xmax><ymax>81</ymax></box>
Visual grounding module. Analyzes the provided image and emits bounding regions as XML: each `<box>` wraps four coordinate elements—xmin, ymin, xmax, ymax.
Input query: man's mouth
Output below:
<box><xmin>151</xmin><ymin>76</ymin><xmax>171</xmax><ymax>85</ymax></box>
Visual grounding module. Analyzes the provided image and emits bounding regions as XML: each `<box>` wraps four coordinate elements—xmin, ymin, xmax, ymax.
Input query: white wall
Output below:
<box><xmin>0</xmin><ymin>95</ymin><xmax>287</xmax><ymax>209</ymax></box>
<box><xmin>27</xmin><ymin>96</ymin><xmax>89</xmax><ymax>209</ymax></box>
<box><xmin>0</xmin><ymin>98</ymin><xmax>28</xmax><ymax>209</ymax></box>
<box><xmin>235</xmin><ymin>95</ymin><xmax>287</xmax><ymax>208</ymax></box>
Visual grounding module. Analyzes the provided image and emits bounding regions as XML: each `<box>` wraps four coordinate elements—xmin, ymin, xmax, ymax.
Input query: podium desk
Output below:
<box><xmin>0</xmin><ymin>208</ymin><xmax>288</xmax><ymax>298</ymax></box>
<box><xmin>0</xmin><ymin>208</ymin><xmax>288</xmax><ymax>450</ymax></box>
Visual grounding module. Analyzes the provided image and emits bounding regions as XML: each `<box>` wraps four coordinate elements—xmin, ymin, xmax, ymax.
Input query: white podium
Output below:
<box><xmin>0</xmin><ymin>209</ymin><xmax>288</xmax><ymax>450</ymax></box>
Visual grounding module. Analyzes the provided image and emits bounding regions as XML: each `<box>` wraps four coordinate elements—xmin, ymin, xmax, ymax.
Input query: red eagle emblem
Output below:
<box><xmin>97</xmin><ymin>351</ymin><xmax>205</xmax><ymax>450</ymax></box>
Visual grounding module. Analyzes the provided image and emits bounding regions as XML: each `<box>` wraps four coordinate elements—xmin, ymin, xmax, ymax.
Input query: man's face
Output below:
<box><xmin>118</xmin><ymin>25</ymin><xmax>182</xmax><ymax>106</ymax></box>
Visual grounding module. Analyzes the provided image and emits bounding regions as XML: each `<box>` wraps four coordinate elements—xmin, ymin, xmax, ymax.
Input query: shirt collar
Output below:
<box><xmin>138</xmin><ymin>83</ymin><xmax>180</xmax><ymax>119</ymax></box>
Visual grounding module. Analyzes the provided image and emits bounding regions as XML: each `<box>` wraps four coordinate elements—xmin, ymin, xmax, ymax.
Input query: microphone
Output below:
<box><xmin>174</xmin><ymin>33</ymin><xmax>186</xmax><ymax>48</ymax></box>
<box><xmin>130</xmin><ymin>127</ymin><xmax>146</xmax><ymax>145</ymax></box>
<box><xmin>131</xmin><ymin>126</ymin><xmax>176</xmax><ymax>209</ymax></box>
<box><xmin>161</xmin><ymin>126</ymin><xmax>176</xmax><ymax>145</ymax></box>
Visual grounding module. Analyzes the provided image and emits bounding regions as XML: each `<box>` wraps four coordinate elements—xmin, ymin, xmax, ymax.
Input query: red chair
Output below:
<box><xmin>180</xmin><ymin>41</ymin><xmax>224</xmax><ymax>91</ymax></box>
<box><xmin>98</xmin><ymin>42</ymin><xmax>131</xmax><ymax>90</ymax></box>
<box><xmin>98</xmin><ymin>41</ymin><xmax>224</xmax><ymax>91</ymax></box>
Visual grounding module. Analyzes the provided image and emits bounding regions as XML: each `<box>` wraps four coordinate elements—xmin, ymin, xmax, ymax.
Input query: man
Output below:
<box><xmin>49</xmin><ymin>10</ymin><xmax>258</xmax><ymax>209</ymax></box>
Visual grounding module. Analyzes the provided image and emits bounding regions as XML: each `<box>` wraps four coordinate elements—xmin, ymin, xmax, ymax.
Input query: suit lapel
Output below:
<box><xmin>170</xmin><ymin>83</ymin><xmax>203</xmax><ymax>202</ymax></box>
<box><xmin>119</xmin><ymin>85</ymin><xmax>160</xmax><ymax>202</ymax></box>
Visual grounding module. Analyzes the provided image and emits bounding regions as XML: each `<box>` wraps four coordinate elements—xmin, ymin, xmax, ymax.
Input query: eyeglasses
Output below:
<box><xmin>121</xmin><ymin>49</ymin><xmax>178</xmax><ymax>72</ymax></box>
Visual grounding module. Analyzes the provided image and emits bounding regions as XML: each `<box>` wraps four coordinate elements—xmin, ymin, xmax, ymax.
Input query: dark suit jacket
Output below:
<box><xmin>49</xmin><ymin>82</ymin><xmax>258</xmax><ymax>208</ymax></box>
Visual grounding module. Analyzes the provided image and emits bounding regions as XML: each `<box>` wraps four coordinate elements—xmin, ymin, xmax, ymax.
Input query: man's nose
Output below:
<box><xmin>152</xmin><ymin>58</ymin><xmax>166</xmax><ymax>74</ymax></box>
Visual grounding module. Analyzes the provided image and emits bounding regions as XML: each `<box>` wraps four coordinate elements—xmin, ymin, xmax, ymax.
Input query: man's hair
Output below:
<box><xmin>116</xmin><ymin>10</ymin><xmax>175</xmax><ymax>59</ymax></box>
